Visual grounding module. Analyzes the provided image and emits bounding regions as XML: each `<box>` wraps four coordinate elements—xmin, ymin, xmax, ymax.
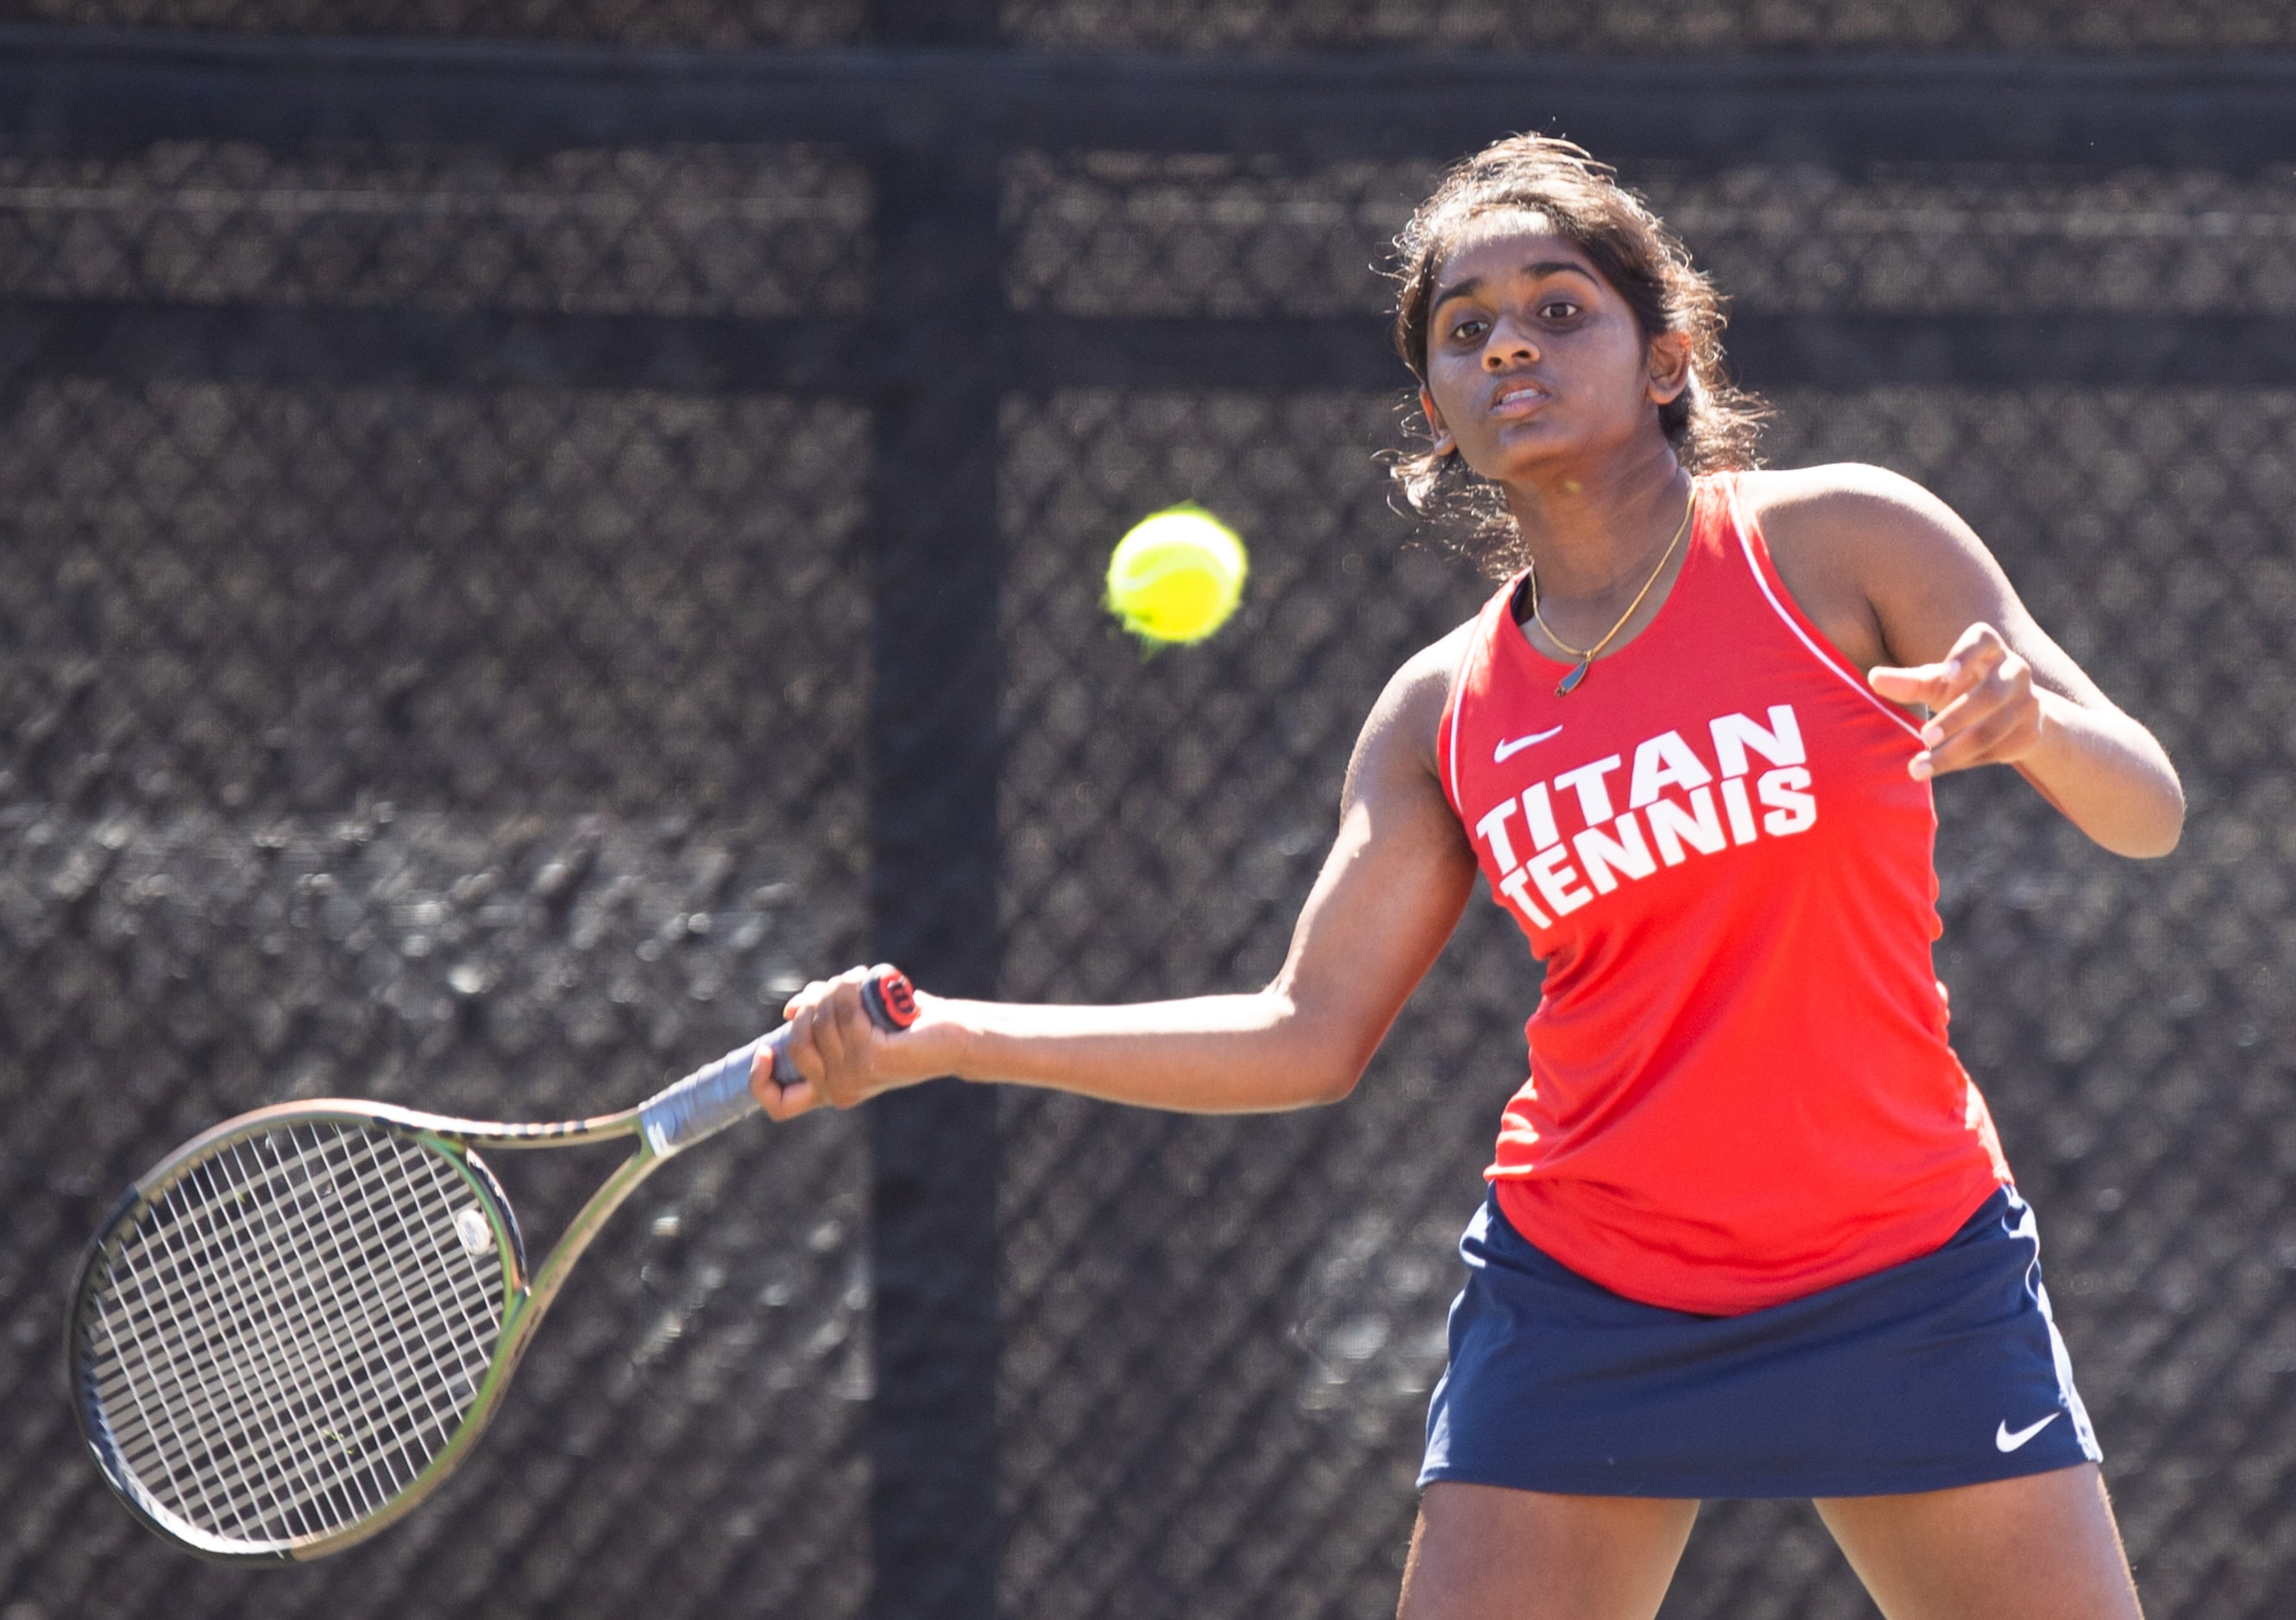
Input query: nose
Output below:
<box><xmin>1482</xmin><ymin>317</ymin><xmax>1540</xmax><ymax>370</ymax></box>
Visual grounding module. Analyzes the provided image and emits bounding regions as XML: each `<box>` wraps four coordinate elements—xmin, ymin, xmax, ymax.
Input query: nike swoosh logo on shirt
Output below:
<box><xmin>1493</xmin><ymin>726</ymin><xmax>1564</xmax><ymax>763</ymax></box>
<box><xmin>1995</xmin><ymin>1412</ymin><xmax>2060</xmax><ymax>1452</ymax></box>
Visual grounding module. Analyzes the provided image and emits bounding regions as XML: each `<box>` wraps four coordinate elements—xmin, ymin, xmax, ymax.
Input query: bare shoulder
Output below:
<box><xmin>1745</xmin><ymin>462</ymin><xmax>1984</xmax><ymax>560</ymax></box>
<box><xmin>1390</xmin><ymin>617</ymin><xmax>1481</xmax><ymax>765</ymax></box>
<box><xmin>1345</xmin><ymin>617</ymin><xmax>1480</xmax><ymax>803</ymax></box>
<box><xmin>1401</xmin><ymin>616</ymin><xmax>1482</xmax><ymax>711</ymax></box>
<box><xmin>1738</xmin><ymin>463</ymin><xmax>2011</xmax><ymax>672</ymax></box>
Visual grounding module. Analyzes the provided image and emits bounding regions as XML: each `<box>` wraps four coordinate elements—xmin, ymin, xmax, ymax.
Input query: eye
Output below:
<box><xmin>1448</xmin><ymin>316</ymin><xmax>1488</xmax><ymax>342</ymax></box>
<box><xmin>1538</xmin><ymin>298</ymin><xmax>1581</xmax><ymax>321</ymax></box>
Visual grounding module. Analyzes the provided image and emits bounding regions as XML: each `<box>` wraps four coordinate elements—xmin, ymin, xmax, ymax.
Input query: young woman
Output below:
<box><xmin>756</xmin><ymin>136</ymin><xmax>2182</xmax><ymax>1618</ymax></box>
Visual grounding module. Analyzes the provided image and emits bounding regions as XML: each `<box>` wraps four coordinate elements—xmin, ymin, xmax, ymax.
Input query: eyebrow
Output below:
<box><xmin>1430</xmin><ymin>261</ymin><xmax>1599</xmax><ymax>312</ymax></box>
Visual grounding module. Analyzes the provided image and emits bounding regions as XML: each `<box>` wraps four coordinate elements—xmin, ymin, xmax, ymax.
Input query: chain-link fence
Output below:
<box><xmin>12</xmin><ymin>0</ymin><xmax>2296</xmax><ymax>49</ymax></box>
<box><xmin>4</xmin><ymin>17</ymin><xmax>2295</xmax><ymax>1620</ymax></box>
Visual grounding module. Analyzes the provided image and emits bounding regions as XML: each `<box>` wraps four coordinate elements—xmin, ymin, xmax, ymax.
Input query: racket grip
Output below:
<box><xmin>638</xmin><ymin>969</ymin><xmax>917</xmax><ymax>1158</ymax></box>
<box><xmin>640</xmin><ymin>1039</ymin><xmax>772</xmax><ymax>1158</ymax></box>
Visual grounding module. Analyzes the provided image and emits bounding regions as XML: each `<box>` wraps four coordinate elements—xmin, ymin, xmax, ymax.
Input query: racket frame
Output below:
<box><xmin>68</xmin><ymin>969</ymin><xmax>915</xmax><ymax>1564</ymax></box>
<box><xmin>68</xmin><ymin>1098</ymin><xmax>657</xmax><ymax>1562</ymax></box>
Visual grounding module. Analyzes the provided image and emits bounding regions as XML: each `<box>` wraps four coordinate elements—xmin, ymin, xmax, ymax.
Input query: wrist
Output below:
<box><xmin>913</xmin><ymin>994</ymin><xmax>985</xmax><ymax>1083</ymax></box>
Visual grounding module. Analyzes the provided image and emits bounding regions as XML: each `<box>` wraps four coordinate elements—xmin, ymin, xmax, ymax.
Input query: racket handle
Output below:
<box><xmin>639</xmin><ymin>969</ymin><xmax>917</xmax><ymax>1158</ymax></box>
<box><xmin>860</xmin><ymin>968</ymin><xmax>920</xmax><ymax>1033</ymax></box>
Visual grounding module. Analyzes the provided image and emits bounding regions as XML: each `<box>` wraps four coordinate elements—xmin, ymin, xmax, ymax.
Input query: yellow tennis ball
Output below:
<box><xmin>1105</xmin><ymin>505</ymin><xmax>1249</xmax><ymax>645</ymax></box>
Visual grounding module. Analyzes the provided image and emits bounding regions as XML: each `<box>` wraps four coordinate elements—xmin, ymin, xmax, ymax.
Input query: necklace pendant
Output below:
<box><xmin>1555</xmin><ymin>658</ymin><xmax>1591</xmax><ymax>697</ymax></box>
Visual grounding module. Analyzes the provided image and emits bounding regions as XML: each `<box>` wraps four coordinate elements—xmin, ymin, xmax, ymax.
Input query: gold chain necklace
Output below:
<box><xmin>1528</xmin><ymin>490</ymin><xmax>1695</xmax><ymax>697</ymax></box>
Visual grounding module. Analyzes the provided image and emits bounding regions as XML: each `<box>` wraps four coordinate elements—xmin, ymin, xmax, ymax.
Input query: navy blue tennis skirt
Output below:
<box><xmin>1421</xmin><ymin>1185</ymin><xmax>2100</xmax><ymax>1498</ymax></box>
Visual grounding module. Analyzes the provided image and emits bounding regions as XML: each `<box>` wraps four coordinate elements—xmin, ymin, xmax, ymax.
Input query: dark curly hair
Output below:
<box><xmin>1389</xmin><ymin>135</ymin><xmax>1767</xmax><ymax>576</ymax></box>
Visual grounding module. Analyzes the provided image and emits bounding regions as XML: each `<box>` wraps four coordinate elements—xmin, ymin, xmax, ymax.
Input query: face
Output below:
<box><xmin>1418</xmin><ymin>210</ymin><xmax>1690</xmax><ymax>486</ymax></box>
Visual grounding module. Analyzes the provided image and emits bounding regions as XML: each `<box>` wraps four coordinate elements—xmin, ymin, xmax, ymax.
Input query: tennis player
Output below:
<box><xmin>761</xmin><ymin>135</ymin><xmax>2182</xmax><ymax>1618</ymax></box>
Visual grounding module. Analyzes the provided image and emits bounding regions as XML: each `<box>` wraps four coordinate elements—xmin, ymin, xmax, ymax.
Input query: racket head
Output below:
<box><xmin>67</xmin><ymin>1105</ymin><xmax>532</xmax><ymax>1561</ymax></box>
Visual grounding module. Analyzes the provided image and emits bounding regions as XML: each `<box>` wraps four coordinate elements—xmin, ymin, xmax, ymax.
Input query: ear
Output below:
<box><xmin>1419</xmin><ymin>386</ymin><xmax>1457</xmax><ymax>457</ymax></box>
<box><xmin>1645</xmin><ymin>331</ymin><xmax>1693</xmax><ymax>407</ymax></box>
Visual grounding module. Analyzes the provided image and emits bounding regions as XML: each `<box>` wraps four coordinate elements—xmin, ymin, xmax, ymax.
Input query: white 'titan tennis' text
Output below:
<box><xmin>1471</xmin><ymin>706</ymin><xmax>1816</xmax><ymax>931</ymax></box>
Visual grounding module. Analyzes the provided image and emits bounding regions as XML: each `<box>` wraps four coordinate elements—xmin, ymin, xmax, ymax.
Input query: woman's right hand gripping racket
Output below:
<box><xmin>66</xmin><ymin>966</ymin><xmax>918</xmax><ymax>1562</ymax></box>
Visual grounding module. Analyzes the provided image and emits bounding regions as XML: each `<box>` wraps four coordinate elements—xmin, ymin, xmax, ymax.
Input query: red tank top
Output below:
<box><xmin>1437</xmin><ymin>474</ymin><xmax>2010</xmax><ymax>1315</ymax></box>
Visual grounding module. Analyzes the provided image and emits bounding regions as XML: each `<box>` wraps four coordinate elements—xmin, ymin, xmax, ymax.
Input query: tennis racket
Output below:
<box><xmin>66</xmin><ymin>966</ymin><xmax>917</xmax><ymax>1563</ymax></box>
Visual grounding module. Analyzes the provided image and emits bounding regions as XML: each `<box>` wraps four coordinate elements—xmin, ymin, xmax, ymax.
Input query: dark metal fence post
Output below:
<box><xmin>864</xmin><ymin>5</ymin><xmax>1006</xmax><ymax>1617</ymax></box>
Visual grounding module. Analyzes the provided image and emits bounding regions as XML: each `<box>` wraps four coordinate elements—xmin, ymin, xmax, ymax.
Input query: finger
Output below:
<box><xmin>814</xmin><ymin>970</ymin><xmax>887</xmax><ymax>1105</ymax></box>
<box><xmin>1907</xmin><ymin>690</ymin><xmax>1997</xmax><ymax>779</ymax></box>
<box><xmin>1871</xmin><ymin>625</ymin><xmax>2006</xmax><ymax>710</ymax></box>
<box><xmin>811</xmin><ymin>998</ymin><xmax>858</xmax><ymax>1081</ymax></box>
<box><xmin>1867</xmin><ymin>661</ymin><xmax>1947</xmax><ymax>703</ymax></box>
<box><xmin>816</xmin><ymin>970</ymin><xmax>871</xmax><ymax>1061</ymax></box>
<box><xmin>784</xmin><ymin>997</ymin><xmax>855</xmax><ymax>1108</ymax></box>
<box><xmin>1902</xmin><ymin>676</ymin><xmax>1994</xmax><ymax>780</ymax></box>
<box><xmin>754</xmin><ymin>1067</ymin><xmax>819</xmax><ymax>1121</ymax></box>
<box><xmin>745</xmin><ymin>1022</ymin><xmax>815</xmax><ymax>1113</ymax></box>
<box><xmin>1921</xmin><ymin>644</ymin><xmax>2032</xmax><ymax>750</ymax></box>
<box><xmin>1923</xmin><ymin>700</ymin><xmax>2038</xmax><ymax>777</ymax></box>
<box><xmin>1946</xmin><ymin>620</ymin><xmax>2004</xmax><ymax>664</ymax></box>
<box><xmin>1917</xmin><ymin>677</ymin><xmax>2002</xmax><ymax>750</ymax></box>
<box><xmin>1930</xmin><ymin>624</ymin><xmax>2006</xmax><ymax>706</ymax></box>
<box><xmin>1911</xmin><ymin>683</ymin><xmax>2029</xmax><ymax>778</ymax></box>
<box><xmin>782</xmin><ymin>975</ymin><xmax>835</xmax><ymax>1027</ymax></box>
<box><xmin>1870</xmin><ymin>650</ymin><xmax>1986</xmax><ymax>710</ymax></box>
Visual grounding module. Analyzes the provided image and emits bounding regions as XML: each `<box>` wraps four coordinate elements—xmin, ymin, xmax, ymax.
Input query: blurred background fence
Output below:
<box><xmin>3</xmin><ymin>9</ymin><xmax>2295</xmax><ymax>1619</ymax></box>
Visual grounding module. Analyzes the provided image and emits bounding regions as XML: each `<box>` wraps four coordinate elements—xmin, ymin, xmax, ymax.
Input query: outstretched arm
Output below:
<box><xmin>1756</xmin><ymin>464</ymin><xmax>2184</xmax><ymax>859</ymax></box>
<box><xmin>757</xmin><ymin>630</ymin><xmax>1483</xmax><ymax>1117</ymax></box>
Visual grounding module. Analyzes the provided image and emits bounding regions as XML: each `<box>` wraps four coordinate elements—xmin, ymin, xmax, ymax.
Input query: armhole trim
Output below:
<box><xmin>1439</xmin><ymin>614</ymin><xmax>1485</xmax><ymax>818</ymax></box>
<box><xmin>1727</xmin><ymin>478</ymin><xmax>1928</xmax><ymax>744</ymax></box>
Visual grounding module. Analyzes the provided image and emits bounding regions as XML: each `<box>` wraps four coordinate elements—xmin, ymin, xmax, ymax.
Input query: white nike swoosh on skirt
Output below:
<box><xmin>1995</xmin><ymin>1412</ymin><xmax>2061</xmax><ymax>1452</ymax></box>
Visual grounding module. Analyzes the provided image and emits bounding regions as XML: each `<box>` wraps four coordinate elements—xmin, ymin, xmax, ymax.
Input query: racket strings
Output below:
<box><xmin>138</xmin><ymin>1139</ymin><xmax>477</xmax><ymax>1531</ymax></box>
<box><xmin>80</xmin><ymin>1122</ymin><xmax>507</xmax><ymax>1549</ymax></box>
<box><xmin>99</xmin><ymin>1127</ymin><xmax>502</xmax><ymax>1542</ymax></box>
<box><xmin>94</xmin><ymin>1131</ymin><xmax>437</xmax><ymax>1539</ymax></box>
<box><xmin>106</xmin><ymin>1134</ymin><xmax>452</xmax><ymax>1528</ymax></box>
<box><xmin>193</xmin><ymin>1129</ymin><xmax>501</xmax><ymax>1531</ymax></box>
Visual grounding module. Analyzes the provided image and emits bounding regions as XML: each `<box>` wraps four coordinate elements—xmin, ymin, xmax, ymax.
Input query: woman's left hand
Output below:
<box><xmin>1868</xmin><ymin>622</ymin><xmax>2041</xmax><ymax>782</ymax></box>
<box><xmin>1757</xmin><ymin>465</ymin><xmax>2179</xmax><ymax>856</ymax></box>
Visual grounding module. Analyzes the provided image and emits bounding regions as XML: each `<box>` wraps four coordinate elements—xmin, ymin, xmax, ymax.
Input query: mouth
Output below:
<box><xmin>1488</xmin><ymin>379</ymin><xmax>1551</xmax><ymax>419</ymax></box>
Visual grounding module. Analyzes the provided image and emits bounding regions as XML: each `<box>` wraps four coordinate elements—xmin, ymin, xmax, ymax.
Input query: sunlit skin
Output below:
<box><xmin>1415</xmin><ymin>215</ymin><xmax>2180</xmax><ymax>848</ymax></box>
<box><xmin>759</xmin><ymin>207</ymin><xmax>2175</xmax><ymax>1618</ymax></box>
<box><xmin>1415</xmin><ymin>210</ymin><xmax>1701</xmax><ymax>621</ymax></box>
